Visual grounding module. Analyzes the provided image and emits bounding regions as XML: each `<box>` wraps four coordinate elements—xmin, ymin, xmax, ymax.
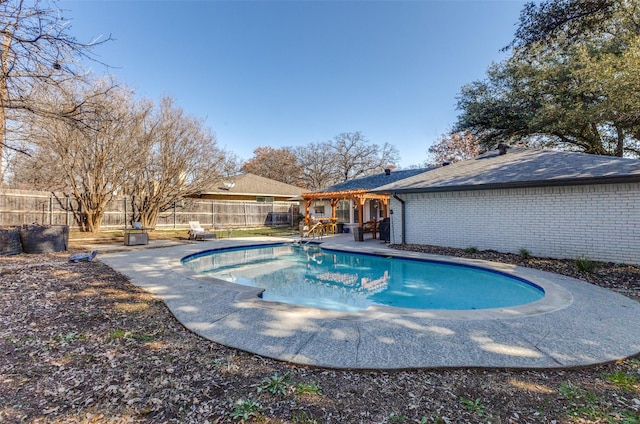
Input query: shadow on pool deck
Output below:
<box><xmin>97</xmin><ymin>234</ymin><xmax>640</xmax><ymax>369</ymax></box>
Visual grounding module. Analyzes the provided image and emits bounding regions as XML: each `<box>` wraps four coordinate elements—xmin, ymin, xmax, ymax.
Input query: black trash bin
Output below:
<box><xmin>353</xmin><ymin>227</ymin><xmax>364</xmax><ymax>242</ymax></box>
<box><xmin>379</xmin><ymin>218</ymin><xmax>390</xmax><ymax>242</ymax></box>
<box><xmin>18</xmin><ymin>224</ymin><xmax>69</xmax><ymax>253</ymax></box>
<box><xmin>336</xmin><ymin>222</ymin><xmax>344</xmax><ymax>234</ymax></box>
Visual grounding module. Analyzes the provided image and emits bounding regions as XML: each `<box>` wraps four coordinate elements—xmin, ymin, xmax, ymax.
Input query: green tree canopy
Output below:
<box><xmin>506</xmin><ymin>0</ymin><xmax>619</xmax><ymax>53</ymax></box>
<box><xmin>455</xmin><ymin>0</ymin><xmax>640</xmax><ymax>157</ymax></box>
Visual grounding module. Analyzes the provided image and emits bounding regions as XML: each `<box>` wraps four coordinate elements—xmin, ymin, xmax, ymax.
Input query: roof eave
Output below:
<box><xmin>373</xmin><ymin>175</ymin><xmax>640</xmax><ymax>194</ymax></box>
<box><xmin>199</xmin><ymin>191</ymin><xmax>302</xmax><ymax>197</ymax></box>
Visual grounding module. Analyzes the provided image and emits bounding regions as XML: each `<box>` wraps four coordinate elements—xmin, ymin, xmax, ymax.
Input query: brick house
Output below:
<box><xmin>374</xmin><ymin>148</ymin><xmax>640</xmax><ymax>265</ymax></box>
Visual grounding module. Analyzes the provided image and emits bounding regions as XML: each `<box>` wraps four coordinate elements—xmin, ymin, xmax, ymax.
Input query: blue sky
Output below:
<box><xmin>59</xmin><ymin>0</ymin><xmax>526</xmax><ymax>168</ymax></box>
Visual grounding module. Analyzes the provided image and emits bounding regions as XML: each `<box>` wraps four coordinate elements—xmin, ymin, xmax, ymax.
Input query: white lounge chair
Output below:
<box><xmin>188</xmin><ymin>221</ymin><xmax>216</xmax><ymax>241</ymax></box>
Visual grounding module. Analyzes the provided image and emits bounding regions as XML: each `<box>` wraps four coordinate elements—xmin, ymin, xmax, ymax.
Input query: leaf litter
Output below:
<box><xmin>0</xmin><ymin>246</ymin><xmax>639</xmax><ymax>423</ymax></box>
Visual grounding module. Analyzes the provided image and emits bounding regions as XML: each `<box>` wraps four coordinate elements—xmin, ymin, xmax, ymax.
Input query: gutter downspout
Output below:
<box><xmin>392</xmin><ymin>193</ymin><xmax>406</xmax><ymax>245</ymax></box>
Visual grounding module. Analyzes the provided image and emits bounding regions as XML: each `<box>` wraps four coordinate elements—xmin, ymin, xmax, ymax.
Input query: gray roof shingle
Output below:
<box><xmin>202</xmin><ymin>173</ymin><xmax>306</xmax><ymax>196</ymax></box>
<box><xmin>319</xmin><ymin>168</ymin><xmax>431</xmax><ymax>193</ymax></box>
<box><xmin>373</xmin><ymin>148</ymin><xmax>640</xmax><ymax>193</ymax></box>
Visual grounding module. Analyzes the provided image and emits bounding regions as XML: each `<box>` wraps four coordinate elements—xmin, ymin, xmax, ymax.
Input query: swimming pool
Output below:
<box><xmin>100</xmin><ymin>240</ymin><xmax>640</xmax><ymax>368</ymax></box>
<box><xmin>182</xmin><ymin>243</ymin><xmax>544</xmax><ymax>312</ymax></box>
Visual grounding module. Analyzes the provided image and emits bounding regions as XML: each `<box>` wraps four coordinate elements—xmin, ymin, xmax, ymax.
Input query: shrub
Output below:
<box><xmin>258</xmin><ymin>372</ymin><xmax>291</xmax><ymax>395</ymax></box>
<box><xmin>294</xmin><ymin>382</ymin><xmax>322</xmax><ymax>396</ymax></box>
<box><xmin>575</xmin><ymin>256</ymin><xmax>598</xmax><ymax>273</ymax></box>
<box><xmin>460</xmin><ymin>397</ymin><xmax>485</xmax><ymax>416</ymax></box>
<box><xmin>230</xmin><ymin>400</ymin><xmax>262</xmax><ymax>421</ymax></box>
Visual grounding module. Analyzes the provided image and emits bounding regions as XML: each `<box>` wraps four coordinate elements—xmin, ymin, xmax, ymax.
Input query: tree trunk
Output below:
<box><xmin>616</xmin><ymin>125</ymin><xmax>625</xmax><ymax>157</ymax></box>
<box><xmin>139</xmin><ymin>208</ymin><xmax>159</xmax><ymax>229</ymax></box>
<box><xmin>79</xmin><ymin>194</ymin><xmax>106</xmax><ymax>233</ymax></box>
<box><xmin>84</xmin><ymin>209</ymin><xmax>101</xmax><ymax>233</ymax></box>
<box><xmin>0</xmin><ymin>32</ymin><xmax>11</xmax><ymax>183</ymax></box>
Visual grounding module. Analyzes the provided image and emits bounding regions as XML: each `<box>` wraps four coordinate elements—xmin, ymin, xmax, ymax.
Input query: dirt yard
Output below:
<box><xmin>1</xmin><ymin>242</ymin><xmax>639</xmax><ymax>423</ymax></box>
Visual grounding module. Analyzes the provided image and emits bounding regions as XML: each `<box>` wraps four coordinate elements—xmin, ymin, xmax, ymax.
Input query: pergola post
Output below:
<box><xmin>354</xmin><ymin>196</ymin><xmax>365</xmax><ymax>227</ymax></box>
<box><xmin>304</xmin><ymin>200</ymin><xmax>312</xmax><ymax>225</ymax></box>
<box><xmin>380</xmin><ymin>199</ymin><xmax>389</xmax><ymax>219</ymax></box>
<box><xmin>330</xmin><ymin>199</ymin><xmax>339</xmax><ymax>221</ymax></box>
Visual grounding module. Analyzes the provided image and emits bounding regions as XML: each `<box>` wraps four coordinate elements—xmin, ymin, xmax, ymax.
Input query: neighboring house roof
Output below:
<box><xmin>200</xmin><ymin>173</ymin><xmax>306</xmax><ymax>197</ymax></box>
<box><xmin>373</xmin><ymin>148</ymin><xmax>640</xmax><ymax>194</ymax></box>
<box><xmin>319</xmin><ymin>168</ymin><xmax>432</xmax><ymax>193</ymax></box>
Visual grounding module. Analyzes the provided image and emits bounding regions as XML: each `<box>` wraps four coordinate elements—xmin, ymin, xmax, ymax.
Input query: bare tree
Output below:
<box><xmin>241</xmin><ymin>146</ymin><xmax>303</xmax><ymax>187</ymax></box>
<box><xmin>22</xmin><ymin>84</ymin><xmax>232</xmax><ymax>231</ymax></box>
<box><xmin>26</xmin><ymin>77</ymin><xmax>139</xmax><ymax>232</ymax></box>
<box><xmin>294</xmin><ymin>141</ymin><xmax>337</xmax><ymax>191</ymax></box>
<box><xmin>126</xmin><ymin>96</ymin><xmax>231</xmax><ymax>228</ymax></box>
<box><xmin>0</xmin><ymin>0</ymin><xmax>108</xmax><ymax>182</ymax></box>
<box><xmin>330</xmin><ymin>132</ymin><xmax>399</xmax><ymax>182</ymax></box>
<box><xmin>292</xmin><ymin>132</ymin><xmax>400</xmax><ymax>191</ymax></box>
<box><xmin>426</xmin><ymin>130</ymin><xmax>480</xmax><ymax>166</ymax></box>
<box><xmin>217</xmin><ymin>150</ymin><xmax>242</xmax><ymax>178</ymax></box>
<box><xmin>4</xmin><ymin>143</ymin><xmax>67</xmax><ymax>189</ymax></box>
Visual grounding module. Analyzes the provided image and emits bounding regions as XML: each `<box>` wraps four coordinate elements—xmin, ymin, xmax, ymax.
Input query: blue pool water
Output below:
<box><xmin>182</xmin><ymin>244</ymin><xmax>544</xmax><ymax>312</ymax></box>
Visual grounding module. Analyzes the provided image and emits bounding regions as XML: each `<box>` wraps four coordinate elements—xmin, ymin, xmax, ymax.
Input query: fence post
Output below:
<box><xmin>173</xmin><ymin>200</ymin><xmax>177</xmax><ymax>229</ymax></box>
<box><xmin>123</xmin><ymin>197</ymin><xmax>127</xmax><ymax>228</ymax></box>
<box><xmin>211</xmin><ymin>200</ymin><xmax>215</xmax><ymax>227</ymax></box>
<box><xmin>244</xmin><ymin>202</ymin><xmax>248</xmax><ymax>227</ymax></box>
<box><xmin>49</xmin><ymin>194</ymin><xmax>53</xmax><ymax>225</ymax></box>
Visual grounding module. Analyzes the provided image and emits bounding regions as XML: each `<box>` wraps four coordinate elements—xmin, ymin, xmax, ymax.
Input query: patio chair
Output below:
<box><xmin>323</xmin><ymin>221</ymin><xmax>337</xmax><ymax>234</ymax></box>
<box><xmin>188</xmin><ymin>221</ymin><xmax>216</xmax><ymax>241</ymax></box>
<box><xmin>363</xmin><ymin>220</ymin><xmax>378</xmax><ymax>239</ymax></box>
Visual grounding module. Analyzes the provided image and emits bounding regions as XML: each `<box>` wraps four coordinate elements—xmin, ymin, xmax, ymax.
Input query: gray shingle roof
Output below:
<box><xmin>319</xmin><ymin>168</ymin><xmax>431</xmax><ymax>193</ymax></box>
<box><xmin>202</xmin><ymin>173</ymin><xmax>306</xmax><ymax>196</ymax></box>
<box><xmin>373</xmin><ymin>148</ymin><xmax>640</xmax><ymax>194</ymax></box>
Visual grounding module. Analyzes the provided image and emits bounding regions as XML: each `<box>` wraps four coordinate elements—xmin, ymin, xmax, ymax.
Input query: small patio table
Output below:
<box><xmin>121</xmin><ymin>225</ymin><xmax>152</xmax><ymax>246</ymax></box>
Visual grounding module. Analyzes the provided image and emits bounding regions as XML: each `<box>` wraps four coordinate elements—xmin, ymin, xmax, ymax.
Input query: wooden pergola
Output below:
<box><xmin>301</xmin><ymin>189</ymin><xmax>390</xmax><ymax>228</ymax></box>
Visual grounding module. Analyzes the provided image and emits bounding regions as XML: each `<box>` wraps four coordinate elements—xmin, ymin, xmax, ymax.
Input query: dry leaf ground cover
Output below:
<box><xmin>1</xmin><ymin>242</ymin><xmax>640</xmax><ymax>424</ymax></box>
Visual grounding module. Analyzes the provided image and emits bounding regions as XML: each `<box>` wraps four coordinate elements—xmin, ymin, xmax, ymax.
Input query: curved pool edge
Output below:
<box><xmin>98</xmin><ymin>236</ymin><xmax>640</xmax><ymax>369</ymax></box>
<box><xmin>180</xmin><ymin>241</ymin><xmax>573</xmax><ymax>320</ymax></box>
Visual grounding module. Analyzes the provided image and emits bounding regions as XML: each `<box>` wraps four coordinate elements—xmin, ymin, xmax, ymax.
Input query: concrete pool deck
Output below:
<box><xmin>99</xmin><ymin>235</ymin><xmax>640</xmax><ymax>369</ymax></box>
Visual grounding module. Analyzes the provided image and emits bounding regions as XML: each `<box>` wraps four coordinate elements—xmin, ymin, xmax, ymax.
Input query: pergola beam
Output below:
<box><xmin>301</xmin><ymin>190</ymin><xmax>390</xmax><ymax>227</ymax></box>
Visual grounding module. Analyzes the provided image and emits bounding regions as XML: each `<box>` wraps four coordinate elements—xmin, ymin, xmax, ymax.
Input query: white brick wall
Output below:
<box><xmin>388</xmin><ymin>182</ymin><xmax>640</xmax><ymax>265</ymax></box>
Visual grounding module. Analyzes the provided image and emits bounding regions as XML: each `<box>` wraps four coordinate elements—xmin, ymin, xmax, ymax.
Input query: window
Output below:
<box><xmin>256</xmin><ymin>197</ymin><xmax>274</xmax><ymax>203</ymax></box>
<box><xmin>336</xmin><ymin>199</ymin><xmax>350</xmax><ymax>222</ymax></box>
<box><xmin>314</xmin><ymin>205</ymin><xmax>325</xmax><ymax>214</ymax></box>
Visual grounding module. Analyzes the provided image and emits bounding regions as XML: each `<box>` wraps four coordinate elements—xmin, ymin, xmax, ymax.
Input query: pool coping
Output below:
<box><xmin>99</xmin><ymin>235</ymin><xmax>640</xmax><ymax>369</ymax></box>
<box><xmin>181</xmin><ymin>241</ymin><xmax>573</xmax><ymax>321</ymax></box>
